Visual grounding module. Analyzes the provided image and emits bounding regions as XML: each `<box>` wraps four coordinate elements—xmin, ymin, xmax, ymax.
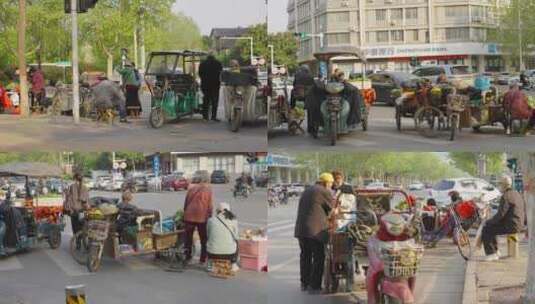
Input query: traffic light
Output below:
<box><xmin>65</xmin><ymin>0</ymin><xmax>98</xmax><ymax>13</ymax></box>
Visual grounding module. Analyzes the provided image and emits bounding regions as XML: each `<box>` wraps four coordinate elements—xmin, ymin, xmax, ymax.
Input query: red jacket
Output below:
<box><xmin>504</xmin><ymin>90</ymin><xmax>532</xmax><ymax>120</ymax></box>
<box><xmin>183</xmin><ymin>183</ymin><xmax>213</xmax><ymax>223</ymax></box>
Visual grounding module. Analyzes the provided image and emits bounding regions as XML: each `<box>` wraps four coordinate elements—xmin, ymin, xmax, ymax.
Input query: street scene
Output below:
<box><xmin>266</xmin><ymin>152</ymin><xmax>534</xmax><ymax>304</ymax></box>
<box><xmin>0</xmin><ymin>0</ymin><xmax>268</xmax><ymax>151</ymax></box>
<box><xmin>0</xmin><ymin>152</ymin><xmax>268</xmax><ymax>304</ymax></box>
<box><xmin>267</xmin><ymin>0</ymin><xmax>535</xmax><ymax>150</ymax></box>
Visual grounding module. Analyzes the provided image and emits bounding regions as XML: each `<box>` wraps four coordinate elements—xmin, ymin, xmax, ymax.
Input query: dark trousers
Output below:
<box><xmin>482</xmin><ymin>223</ymin><xmax>516</xmax><ymax>255</ymax></box>
<box><xmin>70</xmin><ymin>212</ymin><xmax>84</xmax><ymax>235</ymax></box>
<box><xmin>202</xmin><ymin>87</ymin><xmax>220</xmax><ymax>119</ymax></box>
<box><xmin>184</xmin><ymin>221</ymin><xmax>208</xmax><ymax>262</ymax></box>
<box><xmin>298</xmin><ymin>237</ymin><xmax>325</xmax><ymax>290</ymax></box>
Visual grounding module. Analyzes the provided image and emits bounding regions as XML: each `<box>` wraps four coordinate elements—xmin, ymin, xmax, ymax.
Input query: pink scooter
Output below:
<box><xmin>366</xmin><ymin>212</ymin><xmax>424</xmax><ymax>304</ymax></box>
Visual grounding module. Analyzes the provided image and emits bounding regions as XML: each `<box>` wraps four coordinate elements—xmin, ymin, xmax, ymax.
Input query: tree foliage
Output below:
<box><xmin>448</xmin><ymin>152</ymin><xmax>505</xmax><ymax>176</ymax></box>
<box><xmin>0</xmin><ymin>0</ymin><xmax>203</xmax><ymax>76</ymax></box>
<box><xmin>294</xmin><ymin>152</ymin><xmax>464</xmax><ymax>184</ymax></box>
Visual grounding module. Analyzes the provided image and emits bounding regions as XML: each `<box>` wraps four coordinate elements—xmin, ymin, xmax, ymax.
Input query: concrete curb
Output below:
<box><xmin>462</xmin><ymin>258</ymin><xmax>478</xmax><ymax>304</ymax></box>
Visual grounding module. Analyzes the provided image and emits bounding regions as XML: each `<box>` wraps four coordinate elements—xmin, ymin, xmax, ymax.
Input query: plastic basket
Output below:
<box><xmin>153</xmin><ymin>231</ymin><xmax>180</xmax><ymax>251</ymax></box>
<box><xmin>381</xmin><ymin>246</ymin><xmax>424</xmax><ymax>279</ymax></box>
<box><xmin>87</xmin><ymin>220</ymin><xmax>109</xmax><ymax>241</ymax></box>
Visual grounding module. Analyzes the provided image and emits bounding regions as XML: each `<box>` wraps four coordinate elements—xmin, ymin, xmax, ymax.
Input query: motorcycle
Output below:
<box><xmin>268</xmin><ymin>191</ymin><xmax>279</xmax><ymax>208</ymax></box>
<box><xmin>233</xmin><ymin>183</ymin><xmax>250</xmax><ymax>198</ymax></box>
<box><xmin>366</xmin><ymin>212</ymin><xmax>424</xmax><ymax>304</ymax></box>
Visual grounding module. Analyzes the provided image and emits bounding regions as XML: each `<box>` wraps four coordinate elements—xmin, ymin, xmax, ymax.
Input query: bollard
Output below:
<box><xmin>65</xmin><ymin>285</ymin><xmax>86</xmax><ymax>304</ymax></box>
<box><xmin>507</xmin><ymin>233</ymin><xmax>519</xmax><ymax>258</ymax></box>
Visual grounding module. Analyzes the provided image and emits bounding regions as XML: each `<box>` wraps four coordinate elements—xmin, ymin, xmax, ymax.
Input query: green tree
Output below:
<box><xmin>449</xmin><ymin>152</ymin><xmax>505</xmax><ymax>176</ymax></box>
<box><xmin>269</xmin><ymin>31</ymin><xmax>298</xmax><ymax>73</ymax></box>
<box><xmin>232</xmin><ymin>23</ymin><xmax>268</xmax><ymax>66</ymax></box>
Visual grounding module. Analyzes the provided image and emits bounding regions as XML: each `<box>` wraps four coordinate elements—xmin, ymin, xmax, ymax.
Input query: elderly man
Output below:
<box><xmin>92</xmin><ymin>77</ymin><xmax>128</xmax><ymax>123</ymax></box>
<box><xmin>481</xmin><ymin>175</ymin><xmax>525</xmax><ymax>261</ymax></box>
<box><xmin>294</xmin><ymin>173</ymin><xmax>335</xmax><ymax>294</ymax></box>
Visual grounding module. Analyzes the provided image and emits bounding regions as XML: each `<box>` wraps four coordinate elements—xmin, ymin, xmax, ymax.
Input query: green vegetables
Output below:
<box><xmin>528</xmin><ymin>96</ymin><xmax>535</xmax><ymax>108</ymax></box>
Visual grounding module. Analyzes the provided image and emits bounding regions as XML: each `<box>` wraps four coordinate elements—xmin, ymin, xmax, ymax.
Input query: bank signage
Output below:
<box><xmin>363</xmin><ymin>43</ymin><xmax>501</xmax><ymax>59</ymax></box>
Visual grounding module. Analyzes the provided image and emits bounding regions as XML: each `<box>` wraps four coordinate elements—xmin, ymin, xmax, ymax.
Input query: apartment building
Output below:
<box><xmin>287</xmin><ymin>0</ymin><xmax>515</xmax><ymax>74</ymax></box>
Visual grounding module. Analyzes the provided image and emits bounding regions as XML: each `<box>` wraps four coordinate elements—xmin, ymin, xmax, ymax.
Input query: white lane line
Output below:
<box><xmin>367</xmin><ymin>131</ymin><xmax>452</xmax><ymax>146</ymax></box>
<box><xmin>0</xmin><ymin>256</ymin><xmax>23</xmax><ymax>271</ymax></box>
<box><xmin>43</xmin><ymin>236</ymin><xmax>92</xmax><ymax>277</ymax></box>
<box><xmin>268</xmin><ymin>220</ymin><xmax>294</xmax><ymax>228</ymax></box>
<box><xmin>269</xmin><ymin>256</ymin><xmax>300</xmax><ymax>272</ymax></box>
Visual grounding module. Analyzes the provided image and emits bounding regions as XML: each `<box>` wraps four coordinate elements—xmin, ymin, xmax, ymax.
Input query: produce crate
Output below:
<box><xmin>87</xmin><ymin>220</ymin><xmax>110</xmax><ymax>241</ymax></box>
<box><xmin>239</xmin><ymin>239</ymin><xmax>267</xmax><ymax>257</ymax></box>
<box><xmin>240</xmin><ymin>254</ymin><xmax>268</xmax><ymax>272</ymax></box>
<box><xmin>136</xmin><ymin>230</ymin><xmax>153</xmax><ymax>251</ymax></box>
<box><xmin>153</xmin><ymin>230</ymin><xmax>182</xmax><ymax>251</ymax></box>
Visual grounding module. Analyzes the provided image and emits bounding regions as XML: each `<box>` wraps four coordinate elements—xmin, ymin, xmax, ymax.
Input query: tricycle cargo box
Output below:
<box><xmin>239</xmin><ymin>239</ymin><xmax>267</xmax><ymax>257</ymax></box>
<box><xmin>240</xmin><ymin>254</ymin><xmax>268</xmax><ymax>272</ymax></box>
<box><xmin>153</xmin><ymin>230</ymin><xmax>183</xmax><ymax>251</ymax></box>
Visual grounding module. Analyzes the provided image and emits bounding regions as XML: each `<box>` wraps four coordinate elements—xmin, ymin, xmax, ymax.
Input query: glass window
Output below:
<box><xmin>405</xmin><ymin>8</ymin><xmax>418</xmax><ymax>19</ymax></box>
<box><xmin>376</xmin><ymin>9</ymin><xmax>386</xmax><ymax>22</ymax></box>
<box><xmin>182</xmin><ymin>157</ymin><xmax>200</xmax><ymax>174</ymax></box>
<box><xmin>210</xmin><ymin>156</ymin><xmax>235</xmax><ymax>173</ymax></box>
<box><xmin>391</xmin><ymin>30</ymin><xmax>403</xmax><ymax>42</ymax></box>
<box><xmin>147</xmin><ymin>55</ymin><xmax>178</xmax><ymax>75</ymax></box>
<box><xmin>376</xmin><ymin>31</ymin><xmax>389</xmax><ymax>43</ymax></box>
<box><xmin>445</xmin><ymin>28</ymin><xmax>469</xmax><ymax>41</ymax></box>
<box><xmin>327</xmin><ymin>33</ymin><xmax>350</xmax><ymax>45</ymax></box>
<box><xmin>433</xmin><ymin>180</ymin><xmax>455</xmax><ymax>191</ymax></box>
<box><xmin>391</xmin><ymin>9</ymin><xmax>402</xmax><ymax>21</ymax></box>
<box><xmin>451</xmin><ymin>66</ymin><xmax>470</xmax><ymax>75</ymax></box>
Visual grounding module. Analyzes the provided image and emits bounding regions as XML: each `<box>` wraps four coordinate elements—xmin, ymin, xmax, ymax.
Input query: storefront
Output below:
<box><xmin>330</xmin><ymin>42</ymin><xmax>509</xmax><ymax>74</ymax></box>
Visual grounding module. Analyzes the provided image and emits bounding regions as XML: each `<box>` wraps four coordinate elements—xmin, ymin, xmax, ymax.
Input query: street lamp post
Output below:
<box><xmin>220</xmin><ymin>36</ymin><xmax>254</xmax><ymax>65</ymax></box>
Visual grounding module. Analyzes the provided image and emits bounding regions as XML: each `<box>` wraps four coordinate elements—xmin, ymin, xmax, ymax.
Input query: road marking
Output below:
<box><xmin>269</xmin><ymin>256</ymin><xmax>300</xmax><ymax>272</ymax></box>
<box><xmin>268</xmin><ymin>220</ymin><xmax>294</xmax><ymax>228</ymax></box>
<box><xmin>43</xmin><ymin>236</ymin><xmax>92</xmax><ymax>277</ymax></box>
<box><xmin>0</xmin><ymin>256</ymin><xmax>23</xmax><ymax>271</ymax></box>
<box><xmin>367</xmin><ymin>130</ymin><xmax>452</xmax><ymax>146</ymax></box>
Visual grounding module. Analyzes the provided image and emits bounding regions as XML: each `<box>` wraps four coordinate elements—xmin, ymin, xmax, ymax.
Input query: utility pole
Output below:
<box><xmin>17</xmin><ymin>0</ymin><xmax>29</xmax><ymax>118</ymax></box>
<box><xmin>71</xmin><ymin>0</ymin><xmax>80</xmax><ymax>124</ymax></box>
<box><xmin>268</xmin><ymin>45</ymin><xmax>274</xmax><ymax>70</ymax></box>
<box><xmin>477</xmin><ymin>153</ymin><xmax>487</xmax><ymax>179</ymax></box>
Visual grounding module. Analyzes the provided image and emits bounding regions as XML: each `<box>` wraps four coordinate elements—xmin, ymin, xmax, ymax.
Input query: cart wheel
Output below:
<box><xmin>87</xmin><ymin>242</ymin><xmax>103</xmax><ymax>272</ymax></box>
<box><xmin>415</xmin><ymin>106</ymin><xmax>441</xmax><ymax>138</ymax></box>
<box><xmin>330</xmin><ymin>115</ymin><xmax>338</xmax><ymax>146</ymax></box>
<box><xmin>230</xmin><ymin>108</ymin><xmax>242</xmax><ymax>132</ymax></box>
<box><xmin>395</xmin><ymin>106</ymin><xmax>402</xmax><ymax>131</ymax></box>
<box><xmin>149</xmin><ymin>107</ymin><xmax>165</xmax><ymax>129</ymax></box>
<box><xmin>289</xmin><ymin>121</ymin><xmax>299</xmax><ymax>135</ymax></box>
<box><xmin>454</xmin><ymin>227</ymin><xmax>471</xmax><ymax>261</ymax></box>
<box><xmin>450</xmin><ymin>113</ymin><xmax>459</xmax><ymax>141</ymax></box>
<box><xmin>48</xmin><ymin>226</ymin><xmax>62</xmax><ymax>249</ymax></box>
<box><xmin>70</xmin><ymin>231</ymin><xmax>88</xmax><ymax>265</ymax></box>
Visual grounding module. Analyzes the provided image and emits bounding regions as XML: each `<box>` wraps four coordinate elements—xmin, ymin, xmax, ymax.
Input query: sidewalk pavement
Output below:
<box><xmin>471</xmin><ymin>238</ymin><xmax>528</xmax><ymax>304</ymax></box>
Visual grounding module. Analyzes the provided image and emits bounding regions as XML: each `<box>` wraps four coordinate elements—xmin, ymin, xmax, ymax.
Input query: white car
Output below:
<box><xmin>496</xmin><ymin>72</ymin><xmax>520</xmax><ymax>86</ymax></box>
<box><xmin>287</xmin><ymin>183</ymin><xmax>305</xmax><ymax>197</ymax></box>
<box><xmin>427</xmin><ymin>178</ymin><xmax>501</xmax><ymax>207</ymax></box>
<box><xmin>97</xmin><ymin>176</ymin><xmax>112</xmax><ymax>190</ymax></box>
<box><xmin>365</xmin><ymin>182</ymin><xmax>390</xmax><ymax>190</ymax></box>
<box><xmin>407</xmin><ymin>183</ymin><xmax>425</xmax><ymax>191</ymax></box>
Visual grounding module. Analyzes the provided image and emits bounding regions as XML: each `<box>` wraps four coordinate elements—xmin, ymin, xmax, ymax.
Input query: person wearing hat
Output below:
<box><xmin>63</xmin><ymin>171</ymin><xmax>89</xmax><ymax>240</ymax></box>
<box><xmin>294</xmin><ymin>172</ymin><xmax>336</xmax><ymax>294</ymax></box>
<box><xmin>481</xmin><ymin>175</ymin><xmax>525</xmax><ymax>261</ymax></box>
<box><xmin>206</xmin><ymin>202</ymin><xmax>239</xmax><ymax>272</ymax></box>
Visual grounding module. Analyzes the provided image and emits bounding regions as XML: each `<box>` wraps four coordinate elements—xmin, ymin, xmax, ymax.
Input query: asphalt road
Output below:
<box><xmin>0</xmin><ymin>185</ymin><xmax>268</xmax><ymax>304</ymax></box>
<box><xmin>269</xmin><ymin>86</ymin><xmax>535</xmax><ymax>151</ymax></box>
<box><xmin>0</xmin><ymin>105</ymin><xmax>267</xmax><ymax>152</ymax></box>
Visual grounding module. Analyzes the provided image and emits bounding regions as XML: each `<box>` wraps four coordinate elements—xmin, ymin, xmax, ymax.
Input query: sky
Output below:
<box><xmin>268</xmin><ymin>0</ymin><xmax>288</xmax><ymax>33</ymax></box>
<box><xmin>173</xmin><ymin>0</ymin><xmax>268</xmax><ymax>35</ymax></box>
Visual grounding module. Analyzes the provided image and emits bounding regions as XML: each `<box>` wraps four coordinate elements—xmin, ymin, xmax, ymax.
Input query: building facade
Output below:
<box><xmin>288</xmin><ymin>0</ymin><xmax>518</xmax><ymax>73</ymax></box>
<box><xmin>267</xmin><ymin>154</ymin><xmax>315</xmax><ymax>184</ymax></box>
<box><xmin>210</xmin><ymin>27</ymin><xmax>251</xmax><ymax>53</ymax></box>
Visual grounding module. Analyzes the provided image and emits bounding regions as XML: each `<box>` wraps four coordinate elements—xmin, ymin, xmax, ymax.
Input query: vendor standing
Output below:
<box><xmin>183</xmin><ymin>171</ymin><xmax>213</xmax><ymax>265</ymax></box>
<box><xmin>294</xmin><ymin>173</ymin><xmax>335</xmax><ymax>294</ymax></box>
<box><xmin>30</xmin><ymin>66</ymin><xmax>45</xmax><ymax>111</ymax></box>
<box><xmin>116</xmin><ymin>61</ymin><xmax>141</xmax><ymax>116</ymax></box>
<box><xmin>63</xmin><ymin>171</ymin><xmax>89</xmax><ymax>239</ymax></box>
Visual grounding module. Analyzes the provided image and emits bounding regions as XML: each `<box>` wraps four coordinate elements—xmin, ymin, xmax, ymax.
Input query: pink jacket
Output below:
<box><xmin>183</xmin><ymin>183</ymin><xmax>213</xmax><ymax>223</ymax></box>
<box><xmin>31</xmin><ymin>70</ymin><xmax>45</xmax><ymax>94</ymax></box>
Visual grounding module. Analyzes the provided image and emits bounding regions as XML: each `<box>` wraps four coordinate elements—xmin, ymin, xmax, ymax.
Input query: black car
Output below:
<box><xmin>210</xmin><ymin>170</ymin><xmax>229</xmax><ymax>184</ymax></box>
<box><xmin>369</xmin><ymin>72</ymin><xmax>421</xmax><ymax>106</ymax></box>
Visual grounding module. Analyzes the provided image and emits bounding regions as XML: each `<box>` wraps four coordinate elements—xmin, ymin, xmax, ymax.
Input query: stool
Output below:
<box><xmin>507</xmin><ymin>233</ymin><xmax>519</xmax><ymax>258</ymax></box>
<box><xmin>209</xmin><ymin>259</ymin><xmax>234</xmax><ymax>279</ymax></box>
<box><xmin>96</xmin><ymin>108</ymin><xmax>117</xmax><ymax>125</ymax></box>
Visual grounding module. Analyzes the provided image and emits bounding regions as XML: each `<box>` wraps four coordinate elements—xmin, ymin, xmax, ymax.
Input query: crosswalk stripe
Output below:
<box><xmin>268</xmin><ymin>223</ymin><xmax>295</xmax><ymax>233</ymax></box>
<box><xmin>269</xmin><ymin>256</ymin><xmax>300</xmax><ymax>272</ymax></box>
<box><xmin>0</xmin><ymin>256</ymin><xmax>23</xmax><ymax>271</ymax></box>
<box><xmin>267</xmin><ymin>220</ymin><xmax>294</xmax><ymax>228</ymax></box>
<box><xmin>43</xmin><ymin>235</ymin><xmax>92</xmax><ymax>277</ymax></box>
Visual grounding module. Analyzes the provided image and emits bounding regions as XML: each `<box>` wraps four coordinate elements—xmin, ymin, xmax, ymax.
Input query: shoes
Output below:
<box><xmin>300</xmin><ymin>284</ymin><xmax>308</xmax><ymax>291</ymax></box>
<box><xmin>481</xmin><ymin>253</ymin><xmax>499</xmax><ymax>262</ymax></box>
<box><xmin>231</xmin><ymin>263</ymin><xmax>239</xmax><ymax>272</ymax></box>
